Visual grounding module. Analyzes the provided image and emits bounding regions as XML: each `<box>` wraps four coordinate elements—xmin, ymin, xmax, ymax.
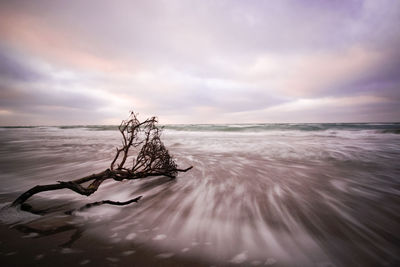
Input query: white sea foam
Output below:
<box><xmin>126</xmin><ymin>233</ymin><xmax>136</xmax><ymax>240</ymax></box>
<box><xmin>156</xmin><ymin>252</ymin><xmax>174</xmax><ymax>259</ymax></box>
<box><xmin>0</xmin><ymin>203</ymin><xmax>40</xmax><ymax>225</ymax></box>
<box><xmin>230</xmin><ymin>252</ymin><xmax>247</xmax><ymax>264</ymax></box>
<box><xmin>122</xmin><ymin>250</ymin><xmax>135</xmax><ymax>256</ymax></box>
<box><xmin>60</xmin><ymin>248</ymin><xmax>80</xmax><ymax>254</ymax></box>
<box><xmin>79</xmin><ymin>259</ymin><xmax>90</xmax><ymax>265</ymax></box>
<box><xmin>153</xmin><ymin>234</ymin><xmax>167</xmax><ymax>241</ymax></box>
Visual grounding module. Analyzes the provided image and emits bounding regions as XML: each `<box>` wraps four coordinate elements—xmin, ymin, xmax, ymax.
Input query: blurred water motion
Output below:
<box><xmin>0</xmin><ymin>124</ymin><xmax>399</xmax><ymax>266</ymax></box>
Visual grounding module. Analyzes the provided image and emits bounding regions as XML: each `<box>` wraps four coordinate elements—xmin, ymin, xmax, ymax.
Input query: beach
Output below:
<box><xmin>0</xmin><ymin>124</ymin><xmax>399</xmax><ymax>266</ymax></box>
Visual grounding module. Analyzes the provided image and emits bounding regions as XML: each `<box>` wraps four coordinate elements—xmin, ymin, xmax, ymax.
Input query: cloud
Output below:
<box><xmin>0</xmin><ymin>46</ymin><xmax>44</xmax><ymax>82</ymax></box>
<box><xmin>223</xmin><ymin>95</ymin><xmax>398</xmax><ymax>123</ymax></box>
<box><xmin>278</xmin><ymin>46</ymin><xmax>385</xmax><ymax>97</ymax></box>
<box><xmin>0</xmin><ymin>0</ymin><xmax>399</xmax><ymax>125</ymax></box>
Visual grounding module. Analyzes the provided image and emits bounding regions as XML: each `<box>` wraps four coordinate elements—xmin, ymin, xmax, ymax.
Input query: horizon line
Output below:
<box><xmin>1</xmin><ymin>121</ymin><xmax>400</xmax><ymax>128</ymax></box>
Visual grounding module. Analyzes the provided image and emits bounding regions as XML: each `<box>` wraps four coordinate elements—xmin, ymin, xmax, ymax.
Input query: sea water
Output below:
<box><xmin>0</xmin><ymin>123</ymin><xmax>399</xmax><ymax>266</ymax></box>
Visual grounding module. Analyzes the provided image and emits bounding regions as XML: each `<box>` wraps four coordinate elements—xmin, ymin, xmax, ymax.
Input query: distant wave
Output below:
<box><xmin>163</xmin><ymin>123</ymin><xmax>400</xmax><ymax>133</ymax></box>
<box><xmin>1</xmin><ymin>123</ymin><xmax>399</xmax><ymax>133</ymax></box>
<box><xmin>58</xmin><ymin>125</ymin><xmax>117</xmax><ymax>131</ymax></box>
<box><xmin>380</xmin><ymin>128</ymin><xmax>400</xmax><ymax>134</ymax></box>
<box><xmin>0</xmin><ymin>125</ymin><xmax>118</xmax><ymax>131</ymax></box>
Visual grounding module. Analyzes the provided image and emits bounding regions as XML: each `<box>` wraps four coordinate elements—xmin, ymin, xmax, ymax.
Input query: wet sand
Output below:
<box><xmin>1</xmin><ymin>125</ymin><xmax>400</xmax><ymax>266</ymax></box>
<box><xmin>0</xmin><ymin>215</ymin><xmax>211</xmax><ymax>267</ymax></box>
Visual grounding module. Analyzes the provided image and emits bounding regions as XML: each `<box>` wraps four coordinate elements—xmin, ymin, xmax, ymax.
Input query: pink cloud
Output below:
<box><xmin>0</xmin><ymin>11</ymin><xmax>126</xmax><ymax>73</ymax></box>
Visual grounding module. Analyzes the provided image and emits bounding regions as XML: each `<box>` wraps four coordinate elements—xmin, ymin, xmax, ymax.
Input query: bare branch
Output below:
<box><xmin>65</xmin><ymin>196</ymin><xmax>143</xmax><ymax>215</ymax></box>
<box><xmin>11</xmin><ymin>110</ymin><xmax>193</xmax><ymax>211</ymax></box>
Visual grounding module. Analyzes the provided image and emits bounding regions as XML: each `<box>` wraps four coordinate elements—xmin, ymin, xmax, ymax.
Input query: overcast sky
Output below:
<box><xmin>0</xmin><ymin>0</ymin><xmax>399</xmax><ymax>125</ymax></box>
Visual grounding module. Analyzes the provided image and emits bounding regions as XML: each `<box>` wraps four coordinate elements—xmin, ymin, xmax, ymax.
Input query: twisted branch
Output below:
<box><xmin>11</xmin><ymin>111</ymin><xmax>193</xmax><ymax>210</ymax></box>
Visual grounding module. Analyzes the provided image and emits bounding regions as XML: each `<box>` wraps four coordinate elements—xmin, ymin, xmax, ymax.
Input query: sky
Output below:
<box><xmin>0</xmin><ymin>0</ymin><xmax>399</xmax><ymax>125</ymax></box>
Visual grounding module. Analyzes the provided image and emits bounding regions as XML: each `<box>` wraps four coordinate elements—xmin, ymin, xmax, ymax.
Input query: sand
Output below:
<box><xmin>0</xmin><ymin>221</ymin><xmax>211</xmax><ymax>267</ymax></box>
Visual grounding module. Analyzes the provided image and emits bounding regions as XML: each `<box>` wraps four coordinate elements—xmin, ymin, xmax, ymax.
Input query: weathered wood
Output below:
<box><xmin>11</xmin><ymin>111</ymin><xmax>193</xmax><ymax>210</ymax></box>
<box><xmin>11</xmin><ymin>171</ymin><xmax>108</xmax><ymax>206</ymax></box>
<box><xmin>65</xmin><ymin>196</ymin><xmax>143</xmax><ymax>215</ymax></box>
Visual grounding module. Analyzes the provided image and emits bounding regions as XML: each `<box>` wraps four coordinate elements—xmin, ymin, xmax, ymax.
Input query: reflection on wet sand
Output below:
<box><xmin>7</xmin><ymin>176</ymin><xmax>175</xmax><ymax>249</ymax></box>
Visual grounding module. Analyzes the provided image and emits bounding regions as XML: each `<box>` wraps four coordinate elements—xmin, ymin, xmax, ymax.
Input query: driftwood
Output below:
<box><xmin>65</xmin><ymin>196</ymin><xmax>143</xmax><ymax>215</ymax></box>
<box><xmin>11</xmin><ymin>111</ymin><xmax>192</xmax><ymax>211</ymax></box>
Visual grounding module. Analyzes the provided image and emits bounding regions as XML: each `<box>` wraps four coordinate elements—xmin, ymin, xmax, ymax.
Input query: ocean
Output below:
<box><xmin>0</xmin><ymin>123</ymin><xmax>399</xmax><ymax>266</ymax></box>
